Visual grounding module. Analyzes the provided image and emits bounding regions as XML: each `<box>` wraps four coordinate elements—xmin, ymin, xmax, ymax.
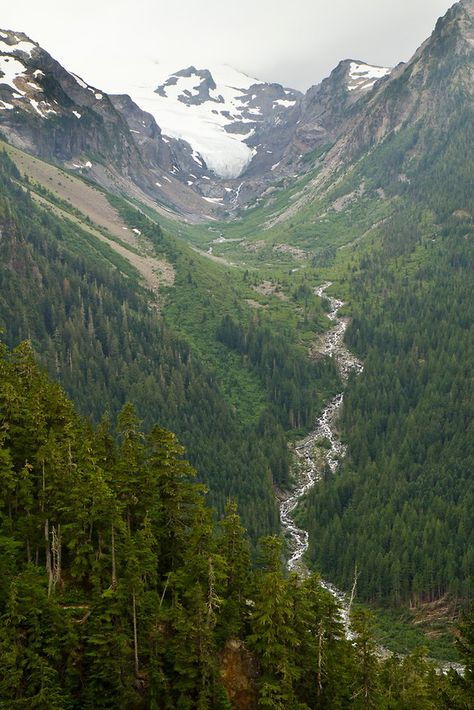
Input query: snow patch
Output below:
<box><xmin>0</xmin><ymin>55</ymin><xmax>26</xmax><ymax>95</ymax></box>
<box><xmin>0</xmin><ymin>37</ymin><xmax>36</xmax><ymax>57</ymax></box>
<box><xmin>29</xmin><ymin>99</ymin><xmax>56</xmax><ymax>118</ymax></box>
<box><xmin>274</xmin><ymin>99</ymin><xmax>296</xmax><ymax>108</ymax></box>
<box><xmin>72</xmin><ymin>160</ymin><xmax>92</xmax><ymax>169</ymax></box>
<box><xmin>347</xmin><ymin>62</ymin><xmax>391</xmax><ymax>91</ymax></box>
<box><xmin>191</xmin><ymin>149</ymin><xmax>203</xmax><ymax>165</ymax></box>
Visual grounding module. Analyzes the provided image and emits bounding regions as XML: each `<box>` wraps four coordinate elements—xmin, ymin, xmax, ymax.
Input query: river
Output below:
<box><xmin>279</xmin><ymin>282</ymin><xmax>463</xmax><ymax>671</ymax></box>
<box><xmin>279</xmin><ymin>281</ymin><xmax>362</xmax><ymax>631</ymax></box>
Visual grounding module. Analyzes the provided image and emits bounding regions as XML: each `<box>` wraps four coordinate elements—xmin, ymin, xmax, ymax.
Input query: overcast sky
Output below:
<box><xmin>3</xmin><ymin>0</ymin><xmax>454</xmax><ymax>91</ymax></box>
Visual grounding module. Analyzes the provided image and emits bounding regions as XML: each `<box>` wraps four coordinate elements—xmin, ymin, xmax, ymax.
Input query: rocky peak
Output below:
<box><xmin>0</xmin><ymin>29</ymin><xmax>39</xmax><ymax>57</ymax></box>
<box><xmin>345</xmin><ymin>60</ymin><xmax>391</xmax><ymax>92</ymax></box>
<box><xmin>127</xmin><ymin>64</ymin><xmax>303</xmax><ymax>179</ymax></box>
<box><xmin>155</xmin><ymin>66</ymin><xmax>220</xmax><ymax>105</ymax></box>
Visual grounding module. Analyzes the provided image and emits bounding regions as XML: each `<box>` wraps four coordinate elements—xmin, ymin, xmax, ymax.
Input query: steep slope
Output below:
<box><xmin>267</xmin><ymin>0</ymin><xmax>474</xmax><ymax>226</ymax></box>
<box><xmin>0</xmin><ymin>29</ymin><xmax>218</xmax><ymax>220</ymax></box>
<box><xmin>0</xmin><ymin>148</ymin><xmax>281</xmax><ymax>540</ymax></box>
<box><xmin>118</xmin><ymin>64</ymin><xmax>301</xmax><ymax>180</ymax></box>
<box><xmin>294</xmin><ymin>0</ymin><xmax>474</xmax><ymax>615</ymax></box>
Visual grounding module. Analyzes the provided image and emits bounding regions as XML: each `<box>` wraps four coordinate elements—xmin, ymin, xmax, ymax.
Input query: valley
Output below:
<box><xmin>0</xmin><ymin>1</ymin><xmax>473</xmax><ymax>706</ymax></box>
<box><xmin>280</xmin><ymin>280</ymin><xmax>363</xmax><ymax>647</ymax></box>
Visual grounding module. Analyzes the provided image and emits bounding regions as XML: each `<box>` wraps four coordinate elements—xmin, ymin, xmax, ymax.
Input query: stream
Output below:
<box><xmin>279</xmin><ymin>283</ymin><xmax>463</xmax><ymax>672</ymax></box>
<box><xmin>279</xmin><ymin>281</ymin><xmax>362</xmax><ymax>632</ymax></box>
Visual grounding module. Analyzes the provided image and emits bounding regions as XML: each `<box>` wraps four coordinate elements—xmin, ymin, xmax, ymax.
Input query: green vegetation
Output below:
<box><xmin>0</xmin><ymin>147</ymin><xmax>341</xmax><ymax>543</ymax></box>
<box><xmin>1</xmin><ymin>13</ymin><xmax>474</xmax><ymax>669</ymax></box>
<box><xmin>0</xmin><ymin>149</ymin><xmax>281</xmax><ymax>541</ymax></box>
<box><xmin>371</xmin><ymin>606</ymin><xmax>460</xmax><ymax>662</ymax></box>
<box><xmin>301</xmin><ymin>111</ymin><xmax>474</xmax><ymax>613</ymax></box>
<box><xmin>0</xmin><ymin>340</ymin><xmax>472</xmax><ymax>708</ymax></box>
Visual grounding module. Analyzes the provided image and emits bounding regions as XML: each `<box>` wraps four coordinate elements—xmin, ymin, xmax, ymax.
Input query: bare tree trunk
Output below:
<box><xmin>42</xmin><ymin>462</ymin><xmax>54</xmax><ymax>596</ymax></box>
<box><xmin>159</xmin><ymin>573</ymin><xmax>170</xmax><ymax>609</ymax></box>
<box><xmin>132</xmin><ymin>590</ymin><xmax>139</xmax><ymax>675</ymax></box>
<box><xmin>51</xmin><ymin>524</ymin><xmax>62</xmax><ymax>592</ymax></box>
<box><xmin>111</xmin><ymin>523</ymin><xmax>117</xmax><ymax>590</ymax></box>
<box><xmin>45</xmin><ymin>519</ymin><xmax>53</xmax><ymax>597</ymax></box>
<box><xmin>348</xmin><ymin>563</ymin><xmax>360</xmax><ymax>616</ymax></box>
<box><xmin>317</xmin><ymin>620</ymin><xmax>323</xmax><ymax>696</ymax></box>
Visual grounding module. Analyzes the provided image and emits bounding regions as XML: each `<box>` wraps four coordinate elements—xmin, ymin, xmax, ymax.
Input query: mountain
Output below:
<box><xmin>322</xmin><ymin>0</ymin><xmax>474</xmax><ymax>170</ymax></box>
<box><xmin>118</xmin><ymin>60</ymin><xmax>392</xmax><ymax>208</ymax></box>
<box><xmin>0</xmin><ymin>31</ymin><xmax>393</xmax><ymax>214</ymax></box>
<box><xmin>0</xmin><ymin>0</ymin><xmax>473</xmax><ymax>668</ymax></box>
<box><xmin>117</xmin><ymin>63</ymin><xmax>309</xmax><ymax>181</ymax></box>
<box><xmin>0</xmin><ymin>29</ymin><xmax>218</xmax><ymax>220</ymax></box>
<box><xmin>240</xmin><ymin>0</ymin><xmax>474</xmax><ymax>232</ymax></box>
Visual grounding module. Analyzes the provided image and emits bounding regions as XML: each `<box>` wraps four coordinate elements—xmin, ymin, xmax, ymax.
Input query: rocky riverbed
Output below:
<box><xmin>280</xmin><ymin>281</ymin><xmax>362</xmax><ymax>629</ymax></box>
<box><xmin>279</xmin><ymin>283</ymin><xmax>464</xmax><ymax>671</ymax></box>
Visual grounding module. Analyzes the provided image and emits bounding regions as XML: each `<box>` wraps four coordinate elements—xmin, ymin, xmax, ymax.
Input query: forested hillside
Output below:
<box><xmin>302</xmin><ymin>106</ymin><xmax>474</xmax><ymax>608</ymax></box>
<box><xmin>1</xmin><ymin>0</ymin><xmax>473</xmax><ymax>685</ymax></box>
<box><xmin>0</xmin><ymin>149</ymin><xmax>284</xmax><ymax>541</ymax></box>
<box><xmin>0</xmin><ymin>146</ymin><xmax>342</xmax><ymax>542</ymax></box>
<box><xmin>0</xmin><ymin>340</ymin><xmax>472</xmax><ymax>708</ymax></box>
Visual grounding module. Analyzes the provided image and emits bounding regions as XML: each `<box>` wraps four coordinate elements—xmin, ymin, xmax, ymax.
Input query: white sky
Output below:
<box><xmin>2</xmin><ymin>0</ymin><xmax>455</xmax><ymax>92</ymax></box>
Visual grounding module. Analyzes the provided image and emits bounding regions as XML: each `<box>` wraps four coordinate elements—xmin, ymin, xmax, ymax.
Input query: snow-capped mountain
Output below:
<box><xmin>121</xmin><ymin>64</ymin><xmax>302</xmax><ymax>179</ymax></box>
<box><xmin>0</xmin><ymin>27</ymin><xmax>393</xmax><ymax>216</ymax></box>
<box><xmin>0</xmin><ymin>29</ymin><xmax>223</xmax><ymax>220</ymax></box>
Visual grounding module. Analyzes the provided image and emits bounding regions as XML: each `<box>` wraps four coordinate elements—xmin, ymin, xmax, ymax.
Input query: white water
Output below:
<box><xmin>280</xmin><ymin>281</ymin><xmax>362</xmax><ymax>632</ymax></box>
<box><xmin>279</xmin><ymin>283</ymin><xmax>464</xmax><ymax>671</ymax></box>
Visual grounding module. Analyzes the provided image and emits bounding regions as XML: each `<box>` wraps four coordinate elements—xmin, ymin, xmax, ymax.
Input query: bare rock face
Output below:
<box><xmin>0</xmin><ymin>30</ymin><xmax>136</xmax><ymax>168</ymax></box>
<box><xmin>0</xmin><ymin>29</ymin><xmax>217</xmax><ymax>220</ymax></box>
<box><xmin>219</xmin><ymin>638</ymin><xmax>258</xmax><ymax>710</ymax></box>
<box><xmin>322</xmin><ymin>0</ymin><xmax>474</xmax><ymax>171</ymax></box>
<box><xmin>1</xmin><ymin>1</ymin><xmax>472</xmax><ymax>220</ymax></box>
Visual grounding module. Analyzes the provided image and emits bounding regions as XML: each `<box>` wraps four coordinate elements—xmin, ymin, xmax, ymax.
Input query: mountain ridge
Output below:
<box><xmin>0</xmin><ymin>27</ymin><xmax>394</xmax><ymax>214</ymax></box>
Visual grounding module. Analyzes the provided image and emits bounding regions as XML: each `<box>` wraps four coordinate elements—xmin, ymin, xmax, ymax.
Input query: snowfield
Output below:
<box><xmin>117</xmin><ymin>64</ymin><xmax>264</xmax><ymax>179</ymax></box>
